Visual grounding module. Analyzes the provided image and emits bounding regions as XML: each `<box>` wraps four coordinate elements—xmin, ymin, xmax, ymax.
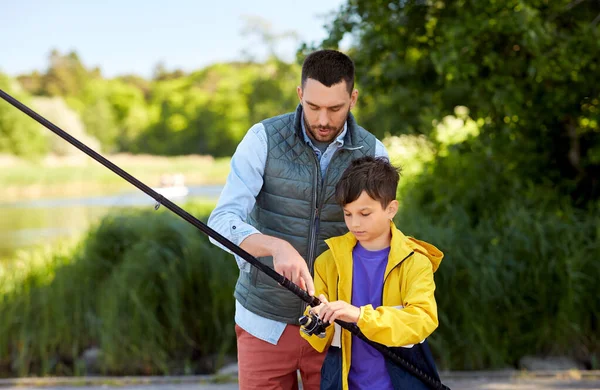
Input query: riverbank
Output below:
<box><xmin>0</xmin><ymin>154</ymin><xmax>229</xmax><ymax>202</ymax></box>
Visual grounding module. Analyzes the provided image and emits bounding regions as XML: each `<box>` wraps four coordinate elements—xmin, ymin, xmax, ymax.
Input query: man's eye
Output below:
<box><xmin>361</xmin><ymin>213</ymin><xmax>371</xmax><ymax>217</ymax></box>
<box><xmin>344</xmin><ymin>213</ymin><xmax>351</xmax><ymax>217</ymax></box>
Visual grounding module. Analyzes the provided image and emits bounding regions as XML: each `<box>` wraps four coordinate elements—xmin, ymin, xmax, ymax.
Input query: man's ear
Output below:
<box><xmin>297</xmin><ymin>86</ymin><xmax>303</xmax><ymax>103</ymax></box>
<box><xmin>350</xmin><ymin>89</ymin><xmax>358</xmax><ymax>110</ymax></box>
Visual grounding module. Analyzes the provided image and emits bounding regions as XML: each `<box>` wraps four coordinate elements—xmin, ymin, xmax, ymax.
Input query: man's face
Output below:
<box><xmin>297</xmin><ymin>78</ymin><xmax>358</xmax><ymax>143</ymax></box>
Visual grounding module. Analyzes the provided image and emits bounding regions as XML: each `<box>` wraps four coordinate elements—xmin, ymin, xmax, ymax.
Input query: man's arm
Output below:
<box><xmin>238</xmin><ymin>234</ymin><xmax>315</xmax><ymax>295</ymax></box>
<box><xmin>207</xmin><ymin>123</ymin><xmax>266</xmax><ymax>271</ymax></box>
<box><xmin>207</xmin><ymin>123</ymin><xmax>315</xmax><ymax>295</ymax></box>
<box><xmin>375</xmin><ymin>138</ymin><xmax>389</xmax><ymax>159</ymax></box>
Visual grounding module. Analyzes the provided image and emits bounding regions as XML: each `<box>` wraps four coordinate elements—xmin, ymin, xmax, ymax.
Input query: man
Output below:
<box><xmin>207</xmin><ymin>49</ymin><xmax>389</xmax><ymax>389</ymax></box>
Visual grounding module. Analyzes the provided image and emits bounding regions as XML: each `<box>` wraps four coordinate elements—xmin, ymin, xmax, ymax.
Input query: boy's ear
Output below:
<box><xmin>387</xmin><ymin>200</ymin><xmax>399</xmax><ymax>220</ymax></box>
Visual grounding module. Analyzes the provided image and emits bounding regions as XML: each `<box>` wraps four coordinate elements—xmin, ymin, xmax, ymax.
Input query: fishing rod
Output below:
<box><xmin>0</xmin><ymin>88</ymin><xmax>450</xmax><ymax>390</ymax></box>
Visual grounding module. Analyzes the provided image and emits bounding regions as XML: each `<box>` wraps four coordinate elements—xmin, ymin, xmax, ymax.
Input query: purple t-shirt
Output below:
<box><xmin>349</xmin><ymin>242</ymin><xmax>394</xmax><ymax>389</ymax></box>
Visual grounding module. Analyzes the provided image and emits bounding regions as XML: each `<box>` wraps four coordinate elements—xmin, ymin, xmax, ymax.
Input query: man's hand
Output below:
<box><xmin>272</xmin><ymin>241</ymin><xmax>315</xmax><ymax>296</ymax></box>
<box><xmin>239</xmin><ymin>234</ymin><xmax>315</xmax><ymax>296</ymax></box>
<box><xmin>316</xmin><ymin>294</ymin><xmax>360</xmax><ymax>324</ymax></box>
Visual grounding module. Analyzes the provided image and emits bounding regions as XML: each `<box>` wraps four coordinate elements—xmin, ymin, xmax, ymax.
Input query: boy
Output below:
<box><xmin>300</xmin><ymin>156</ymin><xmax>443</xmax><ymax>390</ymax></box>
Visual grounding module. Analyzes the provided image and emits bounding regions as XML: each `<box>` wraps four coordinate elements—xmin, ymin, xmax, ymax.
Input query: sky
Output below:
<box><xmin>0</xmin><ymin>0</ymin><xmax>349</xmax><ymax>78</ymax></box>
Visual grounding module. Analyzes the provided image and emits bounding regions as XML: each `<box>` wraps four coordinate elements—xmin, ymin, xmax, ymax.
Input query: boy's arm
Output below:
<box><xmin>299</xmin><ymin>251</ymin><xmax>335</xmax><ymax>352</ymax></box>
<box><xmin>357</xmin><ymin>254</ymin><xmax>438</xmax><ymax>347</ymax></box>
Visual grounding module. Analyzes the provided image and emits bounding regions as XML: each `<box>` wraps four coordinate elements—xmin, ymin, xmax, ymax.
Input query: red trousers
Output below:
<box><xmin>235</xmin><ymin>324</ymin><xmax>326</xmax><ymax>390</ymax></box>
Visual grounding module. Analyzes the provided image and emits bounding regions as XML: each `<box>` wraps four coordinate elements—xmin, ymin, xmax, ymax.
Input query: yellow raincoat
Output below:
<box><xmin>301</xmin><ymin>221</ymin><xmax>443</xmax><ymax>390</ymax></box>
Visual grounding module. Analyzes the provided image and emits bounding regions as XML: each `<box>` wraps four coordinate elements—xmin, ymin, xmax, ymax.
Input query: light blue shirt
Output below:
<box><xmin>207</xmin><ymin>117</ymin><xmax>389</xmax><ymax>345</ymax></box>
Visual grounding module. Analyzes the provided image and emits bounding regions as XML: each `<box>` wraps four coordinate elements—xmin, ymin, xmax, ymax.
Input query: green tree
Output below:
<box><xmin>0</xmin><ymin>74</ymin><xmax>47</xmax><ymax>158</ymax></box>
<box><xmin>311</xmin><ymin>0</ymin><xmax>600</xmax><ymax>370</ymax></box>
<box><xmin>314</xmin><ymin>0</ymin><xmax>600</xmax><ymax>204</ymax></box>
<box><xmin>77</xmin><ymin>78</ymin><xmax>150</xmax><ymax>152</ymax></box>
<box><xmin>246</xmin><ymin>58</ymin><xmax>300</xmax><ymax>126</ymax></box>
<box><xmin>41</xmin><ymin>50</ymin><xmax>97</xmax><ymax>97</ymax></box>
<box><xmin>141</xmin><ymin>61</ymin><xmax>299</xmax><ymax>157</ymax></box>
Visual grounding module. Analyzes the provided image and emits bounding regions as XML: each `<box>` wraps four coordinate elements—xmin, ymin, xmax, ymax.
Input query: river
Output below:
<box><xmin>0</xmin><ymin>185</ymin><xmax>223</xmax><ymax>262</ymax></box>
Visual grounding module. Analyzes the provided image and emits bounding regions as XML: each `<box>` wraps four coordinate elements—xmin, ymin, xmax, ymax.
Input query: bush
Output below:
<box><xmin>0</xmin><ymin>203</ymin><xmax>238</xmax><ymax>376</ymax></box>
<box><xmin>395</xmin><ymin>143</ymin><xmax>600</xmax><ymax>370</ymax></box>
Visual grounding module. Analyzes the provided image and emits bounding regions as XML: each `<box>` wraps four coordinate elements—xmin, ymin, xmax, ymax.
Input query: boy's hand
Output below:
<box><xmin>309</xmin><ymin>294</ymin><xmax>328</xmax><ymax>317</ymax></box>
<box><xmin>317</xmin><ymin>294</ymin><xmax>361</xmax><ymax>324</ymax></box>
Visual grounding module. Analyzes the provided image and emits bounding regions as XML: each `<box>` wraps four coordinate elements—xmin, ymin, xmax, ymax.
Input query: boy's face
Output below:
<box><xmin>342</xmin><ymin>191</ymin><xmax>398</xmax><ymax>247</ymax></box>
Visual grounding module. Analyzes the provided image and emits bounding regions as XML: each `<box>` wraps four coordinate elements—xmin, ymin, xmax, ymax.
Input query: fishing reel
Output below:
<box><xmin>299</xmin><ymin>311</ymin><xmax>328</xmax><ymax>338</ymax></box>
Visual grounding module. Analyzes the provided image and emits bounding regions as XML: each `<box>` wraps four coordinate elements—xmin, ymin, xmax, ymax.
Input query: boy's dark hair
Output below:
<box><xmin>301</xmin><ymin>49</ymin><xmax>355</xmax><ymax>94</ymax></box>
<box><xmin>335</xmin><ymin>156</ymin><xmax>401</xmax><ymax>208</ymax></box>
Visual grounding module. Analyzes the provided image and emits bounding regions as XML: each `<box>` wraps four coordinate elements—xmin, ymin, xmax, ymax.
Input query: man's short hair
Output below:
<box><xmin>301</xmin><ymin>49</ymin><xmax>355</xmax><ymax>94</ymax></box>
<box><xmin>335</xmin><ymin>156</ymin><xmax>401</xmax><ymax>208</ymax></box>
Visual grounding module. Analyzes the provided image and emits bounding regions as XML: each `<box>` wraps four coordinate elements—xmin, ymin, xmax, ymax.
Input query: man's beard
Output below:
<box><xmin>303</xmin><ymin>109</ymin><xmax>349</xmax><ymax>143</ymax></box>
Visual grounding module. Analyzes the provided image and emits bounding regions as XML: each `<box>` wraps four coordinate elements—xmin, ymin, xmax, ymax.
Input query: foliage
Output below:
<box><xmin>9</xmin><ymin>50</ymin><xmax>300</xmax><ymax>157</ymax></box>
<box><xmin>384</xmin><ymin>110</ymin><xmax>600</xmax><ymax>369</ymax></box>
<box><xmin>394</xmin><ymin>139</ymin><xmax>600</xmax><ymax>370</ymax></box>
<box><xmin>311</xmin><ymin>0</ymin><xmax>600</xmax><ymax>205</ymax></box>
<box><xmin>0</xmin><ymin>74</ymin><xmax>48</xmax><ymax>158</ymax></box>
<box><xmin>0</xmin><ymin>204</ymin><xmax>238</xmax><ymax>376</ymax></box>
<box><xmin>139</xmin><ymin>58</ymin><xmax>299</xmax><ymax>157</ymax></box>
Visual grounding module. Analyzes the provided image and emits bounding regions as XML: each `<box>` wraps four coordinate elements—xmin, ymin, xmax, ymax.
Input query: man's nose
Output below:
<box><xmin>318</xmin><ymin>110</ymin><xmax>329</xmax><ymax>127</ymax></box>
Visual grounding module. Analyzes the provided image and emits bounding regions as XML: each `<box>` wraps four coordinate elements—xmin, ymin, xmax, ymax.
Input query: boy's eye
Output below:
<box><xmin>361</xmin><ymin>213</ymin><xmax>371</xmax><ymax>217</ymax></box>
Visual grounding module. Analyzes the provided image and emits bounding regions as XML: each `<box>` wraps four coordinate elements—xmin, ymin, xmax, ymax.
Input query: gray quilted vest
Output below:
<box><xmin>234</xmin><ymin>104</ymin><xmax>376</xmax><ymax>324</ymax></box>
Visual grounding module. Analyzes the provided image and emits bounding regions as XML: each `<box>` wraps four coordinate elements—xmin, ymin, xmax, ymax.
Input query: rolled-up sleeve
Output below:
<box><xmin>207</xmin><ymin>123</ymin><xmax>267</xmax><ymax>272</ymax></box>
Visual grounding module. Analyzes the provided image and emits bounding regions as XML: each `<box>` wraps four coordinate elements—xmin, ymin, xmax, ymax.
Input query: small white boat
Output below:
<box><xmin>152</xmin><ymin>173</ymin><xmax>189</xmax><ymax>198</ymax></box>
<box><xmin>152</xmin><ymin>185</ymin><xmax>189</xmax><ymax>198</ymax></box>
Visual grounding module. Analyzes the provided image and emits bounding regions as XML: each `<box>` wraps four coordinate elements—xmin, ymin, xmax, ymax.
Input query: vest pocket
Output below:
<box><xmin>250</xmin><ymin>255</ymin><xmax>275</xmax><ymax>287</ymax></box>
<box><xmin>250</xmin><ymin>265</ymin><xmax>259</xmax><ymax>286</ymax></box>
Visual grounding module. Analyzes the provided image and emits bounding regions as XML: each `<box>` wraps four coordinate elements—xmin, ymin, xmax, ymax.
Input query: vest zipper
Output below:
<box><xmin>306</xmin><ymin>154</ymin><xmax>320</xmax><ymax>272</ymax></box>
<box><xmin>307</xmin><ymin>146</ymin><xmax>344</xmax><ymax>274</ymax></box>
<box><xmin>301</xmin><ymin>157</ymin><xmax>320</xmax><ymax>319</ymax></box>
<box><xmin>307</xmin><ymin>140</ymin><xmax>362</xmax><ymax>262</ymax></box>
<box><xmin>302</xmin><ymin>146</ymin><xmax>356</xmax><ymax>318</ymax></box>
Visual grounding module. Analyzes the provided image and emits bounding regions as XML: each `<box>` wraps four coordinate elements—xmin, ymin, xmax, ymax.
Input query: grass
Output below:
<box><xmin>0</xmin><ymin>199</ymin><xmax>238</xmax><ymax>377</ymax></box>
